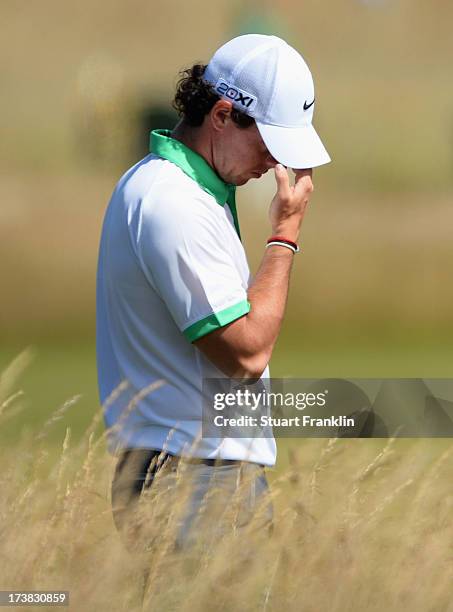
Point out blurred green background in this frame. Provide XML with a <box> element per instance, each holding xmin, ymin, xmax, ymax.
<box><xmin>1</xmin><ymin>0</ymin><xmax>452</xmax><ymax>442</ymax></box>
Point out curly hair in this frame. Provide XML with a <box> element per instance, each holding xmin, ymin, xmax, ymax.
<box><xmin>172</xmin><ymin>64</ymin><xmax>255</xmax><ymax>129</ymax></box>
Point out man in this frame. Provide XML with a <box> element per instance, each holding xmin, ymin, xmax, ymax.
<box><xmin>96</xmin><ymin>34</ymin><xmax>330</xmax><ymax>554</ymax></box>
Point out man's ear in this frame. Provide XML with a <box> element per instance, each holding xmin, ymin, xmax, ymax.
<box><xmin>210</xmin><ymin>99</ymin><xmax>233</xmax><ymax>132</ymax></box>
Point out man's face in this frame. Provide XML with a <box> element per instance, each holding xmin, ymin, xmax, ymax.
<box><xmin>211</xmin><ymin>108</ymin><xmax>278</xmax><ymax>186</ymax></box>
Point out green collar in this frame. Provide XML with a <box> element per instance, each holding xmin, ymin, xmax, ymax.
<box><xmin>150</xmin><ymin>129</ymin><xmax>241</xmax><ymax>239</ymax></box>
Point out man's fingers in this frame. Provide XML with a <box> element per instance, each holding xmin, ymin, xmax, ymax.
<box><xmin>293</xmin><ymin>168</ymin><xmax>314</xmax><ymax>198</ymax></box>
<box><xmin>273</xmin><ymin>164</ymin><xmax>291</xmax><ymax>199</ymax></box>
<box><xmin>293</xmin><ymin>168</ymin><xmax>313</xmax><ymax>179</ymax></box>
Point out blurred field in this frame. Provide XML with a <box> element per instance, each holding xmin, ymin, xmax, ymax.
<box><xmin>1</xmin><ymin>335</ymin><xmax>452</xmax><ymax>453</ymax></box>
<box><xmin>1</xmin><ymin>0</ymin><xmax>453</xmax><ymax>345</ymax></box>
<box><xmin>1</xmin><ymin>174</ymin><xmax>453</xmax><ymax>342</ymax></box>
<box><xmin>2</xmin><ymin>0</ymin><xmax>453</xmax><ymax>191</ymax></box>
<box><xmin>1</xmin><ymin>354</ymin><xmax>452</xmax><ymax>611</ymax></box>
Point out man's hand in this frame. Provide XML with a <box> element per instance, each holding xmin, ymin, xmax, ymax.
<box><xmin>269</xmin><ymin>165</ymin><xmax>314</xmax><ymax>244</ymax></box>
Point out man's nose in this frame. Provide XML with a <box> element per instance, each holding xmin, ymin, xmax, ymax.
<box><xmin>265</xmin><ymin>153</ymin><xmax>278</xmax><ymax>169</ymax></box>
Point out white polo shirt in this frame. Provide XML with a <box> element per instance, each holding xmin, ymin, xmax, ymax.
<box><xmin>96</xmin><ymin>129</ymin><xmax>276</xmax><ymax>466</ymax></box>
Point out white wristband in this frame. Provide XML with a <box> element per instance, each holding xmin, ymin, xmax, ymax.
<box><xmin>266</xmin><ymin>240</ymin><xmax>300</xmax><ymax>254</ymax></box>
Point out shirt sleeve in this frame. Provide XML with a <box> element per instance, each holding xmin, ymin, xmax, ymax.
<box><xmin>133</xmin><ymin>189</ymin><xmax>250</xmax><ymax>342</ymax></box>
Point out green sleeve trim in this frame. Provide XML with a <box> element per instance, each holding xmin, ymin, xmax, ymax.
<box><xmin>183</xmin><ymin>300</ymin><xmax>251</xmax><ymax>343</ymax></box>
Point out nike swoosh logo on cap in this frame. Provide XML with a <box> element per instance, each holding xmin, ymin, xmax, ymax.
<box><xmin>303</xmin><ymin>98</ymin><xmax>315</xmax><ymax>111</ymax></box>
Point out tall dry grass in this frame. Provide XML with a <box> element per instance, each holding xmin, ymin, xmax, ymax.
<box><xmin>1</xmin><ymin>350</ymin><xmax>452</xmax><ymax>611</ymax></box>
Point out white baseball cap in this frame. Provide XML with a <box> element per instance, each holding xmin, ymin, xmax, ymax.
<box><xmin>204</xmin><ymin>34</ymin><xmax>331</xmax><ymax>169</ymax></box>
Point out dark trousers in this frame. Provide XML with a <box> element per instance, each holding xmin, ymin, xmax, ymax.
<box><xmin>111</xmin><ymin>447</ymin><xmax>273</xmax><ymax>551</ymax></box>
<box><xmin>111</xmin><ymin>448</ymin><xmax>274</xmax><ymax>605</ymax></box>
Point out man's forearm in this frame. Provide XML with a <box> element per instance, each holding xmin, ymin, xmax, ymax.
<box><xmin>242</xmin><ymin>245</ymin><xmax>295</xmax><ymax>365</ymax></box>
<box><xmin>193</xmin><ymin>165</ymin><xmax>312</xmax><ymax>379</ymax></box>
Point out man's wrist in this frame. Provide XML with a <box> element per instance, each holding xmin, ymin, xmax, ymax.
<box><xmin>267</xmin><ymin>236</ymin><xmax>300</xmax><ymax>254</ymax></box>
<box><xmin>265</xmin><ymin>243</ymin><xmax>296</xmax><ymax>258</ymax></box>
<box><xmin>271</xmin><ymin>226</ymin><xmax>300</xmax><ymax>244</ymax></box>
